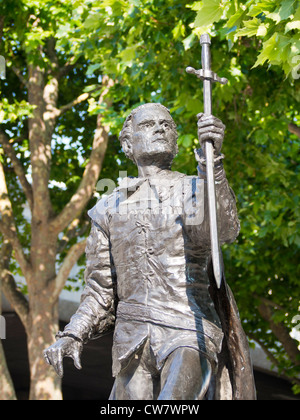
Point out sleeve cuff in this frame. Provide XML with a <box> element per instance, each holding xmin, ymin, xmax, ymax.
<box><xmin>194</xmin><ymin>148</ymin><xmax>225</xmax><ymax>167</ymax></box>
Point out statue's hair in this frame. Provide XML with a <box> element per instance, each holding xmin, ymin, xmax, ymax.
<box><xmin>119</xmin><ymin>103</ymin><xmax>178</xmax><ymax>162</ymax></box>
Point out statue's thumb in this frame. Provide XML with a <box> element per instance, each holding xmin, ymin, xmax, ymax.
<box><xmin>72</xmin><ymin>350</ymin><xmax>82</xmax><ymax>370</ymax></box>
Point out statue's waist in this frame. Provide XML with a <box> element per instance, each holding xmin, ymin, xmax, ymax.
<box><xmin>116</xmin><ymin>301</ymin><xmax>223</xmax><ymax>344</ymax></box>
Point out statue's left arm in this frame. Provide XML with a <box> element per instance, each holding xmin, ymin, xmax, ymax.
<box><xmin>195</xmin><ymin>114</ymin><xmax>240</xmax><ymax>245</ymax></box>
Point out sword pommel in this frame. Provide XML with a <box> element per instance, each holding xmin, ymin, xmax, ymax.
<box><xmin>200</xmin><ymin>34</ymin><xmax>211</xmax><ymax>45</ymax></box>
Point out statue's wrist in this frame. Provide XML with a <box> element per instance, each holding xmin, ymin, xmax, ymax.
<box><xmin>55</xmin><ymin>331</ymin><xmax>83</xmax><ymax>343</ymax></box>
<box><xmin>195</xmin><ymin>148</ymin><xmax>224</xmax><ymax>167</ymax></box>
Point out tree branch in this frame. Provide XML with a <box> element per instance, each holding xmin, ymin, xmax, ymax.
<box><xmin>11</xmin><ymin>66</ymin><xmax>28</xmax><ymax>88</ymax></box>
<box><xmin>28</xmin><ymin>64</ymin><xmax>53</xmax><ymax>223</ymax></box>
<box><xmin>51</xmin><ymin>76</ymin><xmax>114</xmax><ymax>234</ymax></box>
<box><xmin>57</xmin><ymin>62</ymin><xmax>76</xmax><ymax>79</ymax></box>
<box><xmin>0</xmin><ymin>161</ymin><xmax>32</xmax><ymax>278</ymax></box>
<box><xmin>288</xmin><ymin>123</ymin><xmax>300</xmax><ymax>138</ymax></box>
<box><xmin>53</xmin><ymin>238</ymin><xmax>87</xmax><ymax>302</ymax></box>
<box><xmin>57</xmin><ymin>218</ymin><xmax>89</xmax><ymax>254</ymax></box>
<box><xmin>0</xmin><ymin>130</ymin><xmax>33</xmax><ymax>211</ymax></box>
<box><xmin>249</xmin><ymin>333</ymin><xmax>300</xmax><ymax>387</ymax></box>
<box><xmin>0</xmin><ymin>240</ymin><xmax>30</xmax><ymax>332</ymax></box>
<box><xmin>57</xmin><ymin>86</ymin><xmax>101</xmax><ymax>116</ymax></box>
<box><xmin>258</xmin><ymin>299</ymin><xmax>300</xmax><ymax>367</ymax></box>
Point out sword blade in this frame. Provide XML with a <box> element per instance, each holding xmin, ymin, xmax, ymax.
<box><xmin>200</xmin><ymin>34</ymin><xmax>222</xmax><ymax>288</ymax></box>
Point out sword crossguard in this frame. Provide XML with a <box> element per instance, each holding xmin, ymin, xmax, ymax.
<box><xmin>186</xmin><ymin>66</ymin><xmax>228</xmax><ymax>85</ymax></box>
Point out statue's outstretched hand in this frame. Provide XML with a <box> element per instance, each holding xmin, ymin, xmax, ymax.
<box><xmin>197</xmin><ymin>113</ymin><xmax>225</xmax><ymax>156</ymax></box>
<box><xmin>43</xmin><ymin>337</ymin><xmax>83</xmax><ymax>378</ymax></box>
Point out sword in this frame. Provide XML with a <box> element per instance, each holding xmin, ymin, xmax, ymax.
<box><xmin>186</xmin><ymin>34</ymin><xmax>228</xmax><ymax>289</ymax></box>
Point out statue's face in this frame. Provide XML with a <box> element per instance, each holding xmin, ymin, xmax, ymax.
<box><xmin>130</xmin><ymin>105</ymin><xmax>178</xmax><ymax>165</ymax></box>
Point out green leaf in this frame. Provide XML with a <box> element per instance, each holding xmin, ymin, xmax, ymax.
<box><xmin>118</xmin><ymin>45</ymin><xmax>137</xmax><ymax>66</ymax></box>
<box><xmin>248</xmin><ymin>1</ymin><xmax>277</xmax><ymax>18</ymax></box>
<box><xmin>278</xmin><ymin>0</ymin><xmax>297</xmax><ymax>20</ymax></box>
<box><xmin>86</xmin><ymin>63</ymin><xmax>101</xmax><ymax>76</ymax></box>
<box><xmin>83</xmin><ymin>13</ymin><xmax>102</xmax><ymax>30</ymax></box>
<box><xmin>237</xmin><ymin>18</ymin><xmax>268</xmax><ymax>37</ymax></box>
<box><xmin>193</xmin><ymin>0</ymin><xmax>224</xmax><ymax>29</ymax></box>
<box><xmin>179</xmin><ymin>134</ymin><xmax>194</xmax><ymax>148</ymax></box>
<box><xmin>172</xmin><ymin>20</ymin><xmax>185</xmax><ymax>41</ymax></box>
<box><xmin>285</xmin><ymin>20</ymin><xmax>300</xmax><ymax>32</ymax></box>
<box><xmin>285</xmin><ymin>6</ymin><xmax>300</xmax><ymax>32</ymax></box>
<box><xmin>182</xmin><ymin>33</ymin><xmax>196</xmax><ymax>50</ymax></box>
<box><xmin>226</xmin><ymin>8</ymin><xmax>247</xmax><ymax>29</ymax></box>
<box><xmin>253</xmin><ymin>33</ymin><xmax>291</xmax><ymax>68</ymax></box>
<box><xmin>267</xmin><ymin>0</ymin><xmax>297</xmax><ymax>23</ymax></box>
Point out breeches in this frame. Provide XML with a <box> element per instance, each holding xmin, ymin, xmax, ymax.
<box><xmin>109</xmin><ymin>339</ymin><xmax>212</xmax><ymax>400</ymax></box>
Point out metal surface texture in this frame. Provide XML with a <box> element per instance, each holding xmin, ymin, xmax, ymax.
<box><xmin>44</xmin><ymin>100</ymin><xmax>256</xmax><ymax>399</ymax></box>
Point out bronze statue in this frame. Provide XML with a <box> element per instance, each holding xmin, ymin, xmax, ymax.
<box><xmin>44</xmin><ymin>102</ymin><xmax>256</xmax><ymax>400</ymax></box>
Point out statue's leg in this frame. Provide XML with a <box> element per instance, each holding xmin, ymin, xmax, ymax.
<box><xmin>158</xmin><ymin>347</ymin><xmax>212</xmax><ymax>400</ymax></box>
<box><xmin>110</xmin><ymin>341</ymin><xmax>159</xmax><ymax>400</ymax></box>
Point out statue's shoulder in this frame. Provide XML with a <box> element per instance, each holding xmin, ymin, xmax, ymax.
<box><xmin>87</xmin><ymin>188</ymin><xmax>119</xmax><ymax>227</ymax></box>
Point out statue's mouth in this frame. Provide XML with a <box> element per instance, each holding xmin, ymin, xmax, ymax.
<box><xmin>152</xmin><ymin>137</ymin><xmax>168</xmax><ymax>143</ymax></box>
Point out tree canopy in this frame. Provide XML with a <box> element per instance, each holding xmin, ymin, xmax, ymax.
<box><xmin>0</xmin><ymin>0</ymin><xmax>299</xmax><ymax>398</ymax></box>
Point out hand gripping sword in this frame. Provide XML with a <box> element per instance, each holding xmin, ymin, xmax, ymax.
<box><xmin>186</xmin><ymin>34</ymin><xmax>228</xmax><ymax>289</ymax></box>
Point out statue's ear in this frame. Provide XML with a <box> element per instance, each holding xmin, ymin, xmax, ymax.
<box><xmin>122</xmin><ymin>137</ymin><xmax>133</xmax><ymax>161</ymax></box>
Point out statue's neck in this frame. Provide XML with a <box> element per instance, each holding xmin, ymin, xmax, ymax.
<box><xmin>137</xmin><ymin>163</ymin><xmax>172</xmax><ymax>179</ymax></box>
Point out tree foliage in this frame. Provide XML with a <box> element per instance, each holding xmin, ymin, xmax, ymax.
<box><xmin>0</xmin><ymin>0</ymin><xmax>299</xmax><ymax>398</ymax></box>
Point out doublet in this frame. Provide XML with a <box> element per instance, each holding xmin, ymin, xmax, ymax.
<box><xmin>62</xmin><ymin>159</ymin><xmax>240</xmax><ymax>377</ymax></box>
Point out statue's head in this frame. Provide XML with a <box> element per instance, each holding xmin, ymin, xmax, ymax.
<box><xmin>119</xmin><ymin>103</ymin><xmax>179</xmax><ymax>168</ymax></box>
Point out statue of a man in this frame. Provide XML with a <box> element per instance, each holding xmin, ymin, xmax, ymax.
<box><xmin>44</xmin><ymin>103</ymin><xmax>256</xmax><ymax>400</ymax></box>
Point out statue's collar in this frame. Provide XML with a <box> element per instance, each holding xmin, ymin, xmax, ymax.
<box><xmin>116</xmin><ymin>171</ymin><xmax>185</xmax><ymax>191</ymax></box>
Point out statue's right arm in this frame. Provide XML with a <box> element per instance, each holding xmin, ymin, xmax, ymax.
<box><xmin>44</xmin><ymin>337</ymin><xmax>82</xmax><ymax>378</ymax></box>
<box><xmin>44</xmin><ymin>221</ymin><xmax>116</xmax><ymax>376</ymax></box>
<box><xmin>60</xmin><ymin>221</ymin><xmax>116</xmax><ymax>343</ymax></box>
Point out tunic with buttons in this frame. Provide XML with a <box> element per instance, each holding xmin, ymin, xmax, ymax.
<box><xmin>62</xmin><ymin>160</ymin><xmax>240</xmax><ymax>377</ymax></box>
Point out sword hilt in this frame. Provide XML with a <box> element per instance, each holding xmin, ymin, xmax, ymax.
<box><xmin>186</xmin><ymin>67</ymin><xmax>228</xmax><ymax>85</ymax></box>
<box><xmin>186</xmin><ymin>34</ymin><xmax>228</xmax><ymax>88</ymax></box>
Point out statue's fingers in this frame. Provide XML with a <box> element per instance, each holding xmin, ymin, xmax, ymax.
<box><xmin>198</xmin><ymin>118</ymin><xmax>225</xmax><ymax>130</ymax></box>
<box><xmin>199</xmin><ymin>133</ymin><xmax>223</xmax><ymax>152</ymax></box>
<box><xmin>52</xmin><ymin>349</ymin><xmax>64</xmax><ymax>378</ymax></box>
<box><xmin>71</xmin><ymin>349</ymin><xmax>82</xmax><ymax>371</ymax></box>
<box><xmin>198</xmin><ymin>126</ymin><xmax>224</xmax><ymax>136</ymax></box>
<box><xmin>43</xmin><ymin>350</ymin><xmax>51</xmax><ymax>365</ymax></box>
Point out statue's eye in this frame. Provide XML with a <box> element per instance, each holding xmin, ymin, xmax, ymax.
<box><xmin>140</xmin><ymin>122</ymin><xmax>152</xmax><ymax>129</ymax></box>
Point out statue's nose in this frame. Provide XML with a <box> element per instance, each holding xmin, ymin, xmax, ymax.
<box><xmin>154</xmin><ymin>123</ymin><xmax>164</xmax><ymax>134</ymax></box>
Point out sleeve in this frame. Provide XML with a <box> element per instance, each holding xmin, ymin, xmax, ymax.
<box><xmin>191</xmin><ymin>148</ymin><xmax>240</xmax><ymax>246</ymax></box>
<box><xmin>60</xmin><ymin>221</ymin><xmax>117</xmax><ymax>343</ymax></box>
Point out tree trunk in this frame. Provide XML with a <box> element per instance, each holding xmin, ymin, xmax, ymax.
<box><xmin>0</xmin><ymin>57</ymin><xmax>113</xmax><ymax>399</ymax></box>
<box><xmin>27</xmin><ymin>295</ymin><xmax>62</xmax><ymax>400</ymax></box>
<box><xmin>0</xmin><ymin>295</ymin><xmax>17</xmax><ymax>400</ymax></box>
<box><xmin>0</xmin><ymin>341</ymin><xmax>17</xmax><ymax>400</ymax></box>
<box><xmin>0</xmin><ymin>240</ymin><xmax>17</xmax><ymax>400</ymax></box>
<box><xmin>27</xmin><ymin>225</ymin><xmax>63</xmax><ymax>400</ymax></box>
